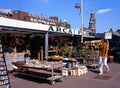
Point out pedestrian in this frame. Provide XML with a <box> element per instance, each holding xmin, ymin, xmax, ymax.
<box><xmin>98</xmin><ymin>38</ymin><xmax>110</xmax><ymax>75</ymax></box>
<box><xmin>24</xmin><ymin>49</ymin><xmax>31</xmax><ymax>61</ymax></box>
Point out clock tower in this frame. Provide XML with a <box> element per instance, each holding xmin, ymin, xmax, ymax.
<box><xmin>89</xmin><ymin>10</ymin><xmax>96</xmax><ymax>33</ymax></box>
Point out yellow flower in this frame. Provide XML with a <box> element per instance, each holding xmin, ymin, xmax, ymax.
<box><xmin>44</xmin><ymin>56</ymin><xmax>51</xmax><ymax>59</ymax></box>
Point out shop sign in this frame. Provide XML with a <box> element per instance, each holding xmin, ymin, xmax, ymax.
<box><xmin>48</xmin><ymin>25</ymin><xmax>84</xmax><ymax>35</ymax></box>
<box><xmin>0</xmin><ymin>17</ymin><xmax>92</xmax><ymax>36</ymax></box>
<box><xmin>48</xmin><ymin>25</ymin><xmax>73</xmax><ymax>34</ymax></box>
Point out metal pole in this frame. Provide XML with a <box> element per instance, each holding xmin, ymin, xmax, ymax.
<box><xmin>81</xmin><ymin>0</ymin><xmax>84</xmax><ymax>43</ymax></box>
<box><xmin>45</xmin><ymin>32</ymin><xmax>48</xmax><ymax>56</ymax></box>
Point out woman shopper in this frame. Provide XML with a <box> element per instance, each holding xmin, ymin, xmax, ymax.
<box><xmin>99</xmin><ymin>38</ymin><xmax>110</xmax><ymax>75</ymax></box>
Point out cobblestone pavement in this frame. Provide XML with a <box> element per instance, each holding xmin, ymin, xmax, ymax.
<box><xmin>9</xmin><ymin>62</ymin><xmax>120</xmax><ymax>88</ymax></box>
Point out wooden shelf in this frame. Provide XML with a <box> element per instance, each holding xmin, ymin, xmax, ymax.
<box><xmin>38</xmin><ymin>50</ymin><xmax>57</xmax><ymax>61</ymax></box>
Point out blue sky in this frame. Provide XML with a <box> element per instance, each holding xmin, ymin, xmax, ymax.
<box><xmin>0</xmin><ymin>0</ymin><xmax>120</xmax><ymax>33</ymax></box>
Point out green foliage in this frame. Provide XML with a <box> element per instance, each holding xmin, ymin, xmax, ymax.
<box><xmin>72</xmin><ymin>42</ymin><xmax>95</xmax><ymax>59</ymax></box>
<box><xmin>62</xmin><ymin>45</ymin><xmax>72</xmax><ymax>57</ymax></box>
<box><xmin>61</xmin><ymin>42</ymin><xmax>95</xmax><ymax>59</ymax></box>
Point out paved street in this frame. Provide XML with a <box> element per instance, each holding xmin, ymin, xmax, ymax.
<box><xmin>9</xmin><ymin>62</ymin><xmax>120</xmax><ymax>88</ymax></box>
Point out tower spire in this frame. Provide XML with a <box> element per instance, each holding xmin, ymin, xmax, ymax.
<box><xmin>89</xmin><ymin>10</ymin><xmax>96</xmax><ymax>33</ymax></box>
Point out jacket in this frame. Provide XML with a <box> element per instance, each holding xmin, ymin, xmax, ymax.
<box><xmin>99</xmin><ymin>43</ymin><xmax>109</xmax><ymax>58</ymax></box>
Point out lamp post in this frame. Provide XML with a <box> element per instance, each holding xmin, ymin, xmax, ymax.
<box><xmin>75</xmin><ymin>0</ymin><xmax>84</xmax><ymax>43</ymax></box>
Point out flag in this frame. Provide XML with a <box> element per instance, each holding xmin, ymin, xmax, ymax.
<box><xmin>75</xmin><ymin>3</ymin><xmax>81</xmax><ymax>9</ymax></box>
<box><xmin>75</xmin><ymin>3</ymin><xmax>81</xmax><ymax>14</ymax></box>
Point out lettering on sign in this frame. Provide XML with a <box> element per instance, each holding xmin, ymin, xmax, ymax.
<box><xmin>48</xmin><ymin>26</ymin><xmax>73</xmax><ymax>34</ymax></box>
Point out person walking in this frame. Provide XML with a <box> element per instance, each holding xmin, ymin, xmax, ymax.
<box><xmin>99</xmin><ymin>38</ymin><xmax>110</xmax><ymax>75</ymax></box>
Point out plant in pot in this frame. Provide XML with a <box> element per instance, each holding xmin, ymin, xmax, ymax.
<box><xmin>61</xmin><ymin>44</ymin><xmax>73</xmax><ymax>57</ymax></box>
<box><xmin>71</xmin><ymin>42</ymin><xmax>95</xmax><ymax>64</ymax></box>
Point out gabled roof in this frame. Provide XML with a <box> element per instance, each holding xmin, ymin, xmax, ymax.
<box><xmin>109</xmin><ymin>29</ymin><xmax>120</xmax><ymax>36</ymax></box>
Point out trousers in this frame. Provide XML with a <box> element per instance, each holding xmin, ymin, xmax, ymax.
<box><xmin>98</xmin><ymin>56</ymin><xmax>109</xmax><ymax>73</ymax></box>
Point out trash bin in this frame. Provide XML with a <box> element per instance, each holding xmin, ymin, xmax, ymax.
<box><xmin>108</xmin><ymin>55</ymin><xmax>114</xmax><ymax>63</ymax></box>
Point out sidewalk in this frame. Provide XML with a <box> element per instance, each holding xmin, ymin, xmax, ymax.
<box><xmin>9</xmin><ymin>62</ymin><xmax>120</xmax><ymax>88</ymax></box>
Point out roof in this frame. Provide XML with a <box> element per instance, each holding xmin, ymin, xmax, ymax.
<box><xmin>113</xmin><ymin>30</ymin><xmax>120</xmax><ymax>36</ymax></box>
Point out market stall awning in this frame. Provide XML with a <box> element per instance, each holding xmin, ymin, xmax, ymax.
<box><xmin>0</xmin><ymin>17</ymin><xmax>76</xmax><ymax>36</ymax></box>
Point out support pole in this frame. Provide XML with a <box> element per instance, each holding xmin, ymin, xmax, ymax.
<box><xmin>45</xmin><ymin>32</ymin><xmax>49</xmax><ymax>57</ymax></box>
<box><xmin>81</xmin><ymin>0</ymin><xmax>84</xmax><ymax>43</ymax></box>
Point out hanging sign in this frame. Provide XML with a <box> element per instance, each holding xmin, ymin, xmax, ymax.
<box><xmin>105</xmin><ymin>32</ymin><xmax>112</xmax><ymax>39</ymax></box>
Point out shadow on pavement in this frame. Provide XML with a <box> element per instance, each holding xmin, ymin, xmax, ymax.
<box><xmin>88</xmin><ymin>69</ymin><xmax>99</xmax><ymax>74</ymax></box>
<box><xmin>93</xmin><ymin>75</ymin><xmax>112</xmax><ymax>80</ymax></box>
<box><xmin>13</xmin><ymin>71</ymin><xmax>52</xmax><ymax>85</ymax></box>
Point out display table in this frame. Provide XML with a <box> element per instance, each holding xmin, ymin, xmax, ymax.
<box><xmin>13</xmin><ymin>61</ymin><xmax>64</xmax><ymax>85</ymax></box>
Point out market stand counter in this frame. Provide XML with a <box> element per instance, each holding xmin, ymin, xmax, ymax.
<box><xmin>12</xmin><ymin>61</ymin><xmax>65</xmax><ymax>85</ymax></box>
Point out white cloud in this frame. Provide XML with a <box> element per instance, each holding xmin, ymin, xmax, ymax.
<box><xmin>97</xmin><ymin>8</ymin><xmax>112</xmax><ymax>14</ymax></box>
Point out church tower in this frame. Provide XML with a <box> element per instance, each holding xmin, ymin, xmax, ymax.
<box><xmin>89</xmin><ymin>10</ymin><xmax>96</xmax><ymax>33</ymax></box>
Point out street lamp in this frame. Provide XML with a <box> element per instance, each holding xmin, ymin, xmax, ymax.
<box><xmin>75</xmin><ymin>0</ymin><xmax>84</xmax><ymax>43</ymax></box>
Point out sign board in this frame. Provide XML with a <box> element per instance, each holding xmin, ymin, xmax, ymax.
<box><xmin>105</xmin><ymin>32</ymin><xmax>112</xmax><ymax>39</ymax></box>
